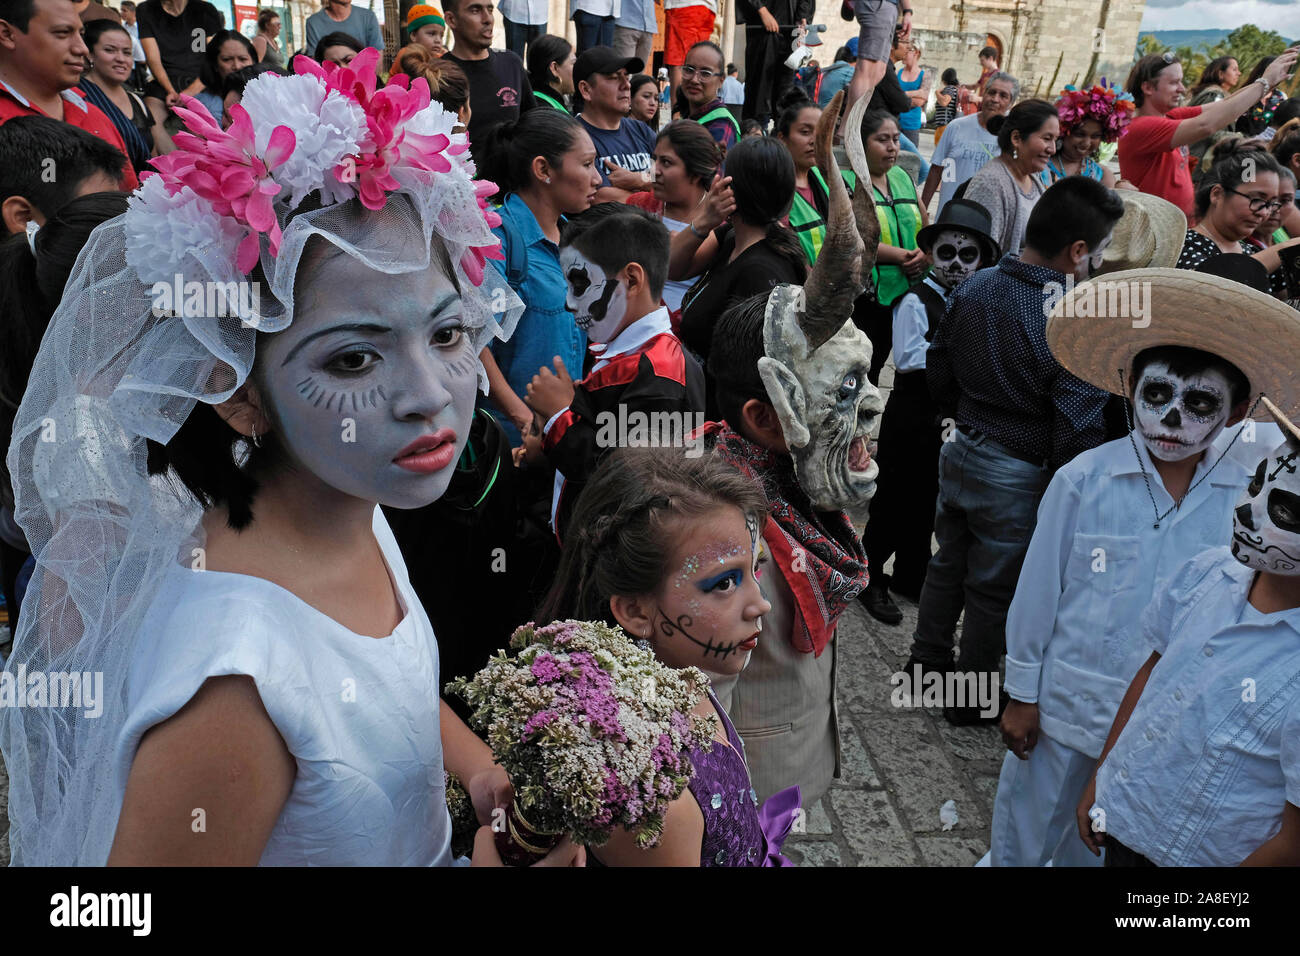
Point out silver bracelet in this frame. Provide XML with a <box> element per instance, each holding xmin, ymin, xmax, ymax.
<box><xmin>689</xmin><ymin>222</ymin><xmax>708</xmax><ymax>240</ymax></box>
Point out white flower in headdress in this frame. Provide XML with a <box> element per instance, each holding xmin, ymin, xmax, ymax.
<box><xmin>238</xmin><ymin>73</ymin><xmax>367</xmax><ymax>209</ymax></box>
<box><xmin>124</xmin><ymin>175</ymin><xmax>245</xmax><ymax>286</ymax></box>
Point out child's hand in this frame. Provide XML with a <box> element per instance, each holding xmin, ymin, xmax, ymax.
<box><xmin>1075</xmin><ymin>774</ymin><xmax>1104</xmax><ymax>857</ymax></box>
<box><xmin>999</xmin><ymin>700</ymin><xmax>1039</xmax><ymax>759</ymax></box>
<box><xmin>524</xmin><ymin>357</ymin><xmax>576</xmax><ymax>420</ymax></box>
<box><xmin>514</xmin><ymin>414</ymin><xmax>545</xmax><ymax>467</ymax></box>
<box><xmin>465</xmin><ymin>763</ymin><xmax>513</xmax><ymax>826</ymax></box>
<box><xmin>470</xmin><ymin>828</ymin><xmax>587</xmax><ymax>866</ymax></box>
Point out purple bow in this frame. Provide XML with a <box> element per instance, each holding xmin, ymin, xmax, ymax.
<box><xmin>757</xmin><ymin>786</ymin><xmax>802</xmax><ymax>867</ymax></box>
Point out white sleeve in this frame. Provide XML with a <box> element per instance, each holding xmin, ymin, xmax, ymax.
<box><xmin>1282</xmin><ymin>696</ymin><xmax>1300</xmax><ymax>809</ymax></box>
<box><xmin>1003</xmin><ymin>470</ymin><xmax>1080</xmax><ymax>703</ymax></box>
<box><xmin>891</xmin><ymin>293</ymin><xmax>931</xmax><ymax>373</ymax></box>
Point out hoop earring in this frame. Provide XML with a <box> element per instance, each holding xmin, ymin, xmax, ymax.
<box><xmin>250</xmin><ymin>423</ymin><xmax>263</xmax><ymax>449</ymax></box>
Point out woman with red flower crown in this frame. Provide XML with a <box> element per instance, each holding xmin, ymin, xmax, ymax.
<box><xmin>1040</xmin><ymin>81</ymin><xmax>1136</xmax><ymax>190</ymax></box>
<box><xmin>0</xmin><ymin>48</ymin><xmax>582</xmax><ymax>867</ymax></box>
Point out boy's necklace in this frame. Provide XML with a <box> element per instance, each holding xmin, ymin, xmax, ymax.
<box><xmin>1119</xmin><ymin>369</ymin><xmax>1260</xmax><ymax>529</ymax></box>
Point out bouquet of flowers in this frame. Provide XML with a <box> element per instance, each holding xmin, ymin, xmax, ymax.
<box><xmin>446</xmin><ymin>620</ymin><xmax>714</xmax><ymax>864</ymax></box>
<box><xmin>1055</xmin><ymin>79</ymin><xmax>1136</xmax><ymax>143</ymax></box>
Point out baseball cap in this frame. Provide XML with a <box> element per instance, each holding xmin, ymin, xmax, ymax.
<box><xmin>846</xmin><ymin>37</ymin><xmax>859</xmax><ymax>57</ymax></box>
<box><xmin>574</xmin><ymin>46</ymin><xmax>644</xmax><ymax>86</ymax></box>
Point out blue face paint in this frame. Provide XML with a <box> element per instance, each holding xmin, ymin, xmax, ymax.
<box><xmin>699</xmin><ymin>568</ymin><xmax>744</xmax><ymax>593</ymax></box>
<box><xmin>256</xmin><ymin>256</ymin><xmax>478</xmax><ymax>509</ymax></box>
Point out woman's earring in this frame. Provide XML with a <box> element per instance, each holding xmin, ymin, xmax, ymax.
<box><xmin>635</xmin><ymin>628</ymin><xmax>652</xmax><ymax>651</ymax></box>
<box><xmin>250</xmin><ymin>423</ymin><xmax>263</xmax><ymax>449</ymax></box>
<box><xmin>1012</xmin><ymin>147</ymin><xmax>1019</xmax><ymax>160</ymax></box>
<box><xmin>544</xmin><ymin>176</ymin><xmax>552</xmax><ymax>184</ymax></box>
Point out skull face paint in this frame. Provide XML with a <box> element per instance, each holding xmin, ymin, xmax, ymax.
<box><xmin>254</xmin><ymin>246</ymin><xmax>479</xmax><ymax>509</ymax></box>
<box><xmin>649</xmin><ymin>508</ymin><xmax>770</xmax><ymax>678</ymax></box>
<box><xmin>760</xmin><ymin>285</ymin><xmax>885</xmax><ymax>517</ymax></box>
<box><xmin>560</xmin><ymin>246</ymin><xmax>627</xmax><ymax>344</ymax></box>
<box><xmin>1232</xmin><ymin>439</ymin><xmax>1300</xmax><ymax>575</ymax></box>
<box><xmin>1132</xmin><ymin>361</ymin><xmax>1232</xmax><ymax>462</ymax></box>
<box><xmin>930</xmin><ymin>228</ymin><xmax>982</xmax><ymax>290</ymax></box>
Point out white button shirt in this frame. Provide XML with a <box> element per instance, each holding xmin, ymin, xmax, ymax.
<box><xmin>1004</xmin><ymin>426</ymin><xmax>1258</xmax><ymax>758</ymax></box>
<box><xmin>1093</xmin><ymin>546</ymin><xmax>1300</xmax><ymax>866</ymax></box>
<box><xmin>890</xmin><ymin>276</ymin><xmax>947</xmax><ymax>373</ymax></box>
<box><xmin>500</xmin><ymin>0</ymin><xmax>550</xmax><ymax>24</ymax></box>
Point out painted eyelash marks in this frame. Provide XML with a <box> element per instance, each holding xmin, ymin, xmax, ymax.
<box><xmin>441</xmin><ymin>356</ymin><xmax>476</xmax><ymax>378</ymax></box>
<box><xmin>296</xmin><ymin>375</ymin><xmax>387</xmax><ymax>412</ymax></box>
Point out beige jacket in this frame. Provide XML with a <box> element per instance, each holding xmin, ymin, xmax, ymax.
<box><xmin>712</xmin><ymin>534</ymin><xmax>840</xmax><ymax>806</ymax></box>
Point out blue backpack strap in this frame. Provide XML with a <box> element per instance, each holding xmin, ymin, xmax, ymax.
<box><xmin>495</xmin><ymin>199</ymin><xmax>529</xmax><ymax>289</ymax></box>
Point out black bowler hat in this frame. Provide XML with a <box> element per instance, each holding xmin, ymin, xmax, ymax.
<box><xmin>574</xmin><ymin>46</ymin><xmax>644</xmax><ymax>87</ymax></box>
<box><xmin>915</xmin><ymin>198</ymin><xmax>1001</xmax><ymax>265</ymax></box>
<box><xmin>1194</xmin><ymin>252</ymin><xmax>1272</xmax><ymax>295</ymax></box>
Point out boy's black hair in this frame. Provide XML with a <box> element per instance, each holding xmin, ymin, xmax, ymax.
<box><xmin>0</xmin><ymin>116</ymin><xmax>126</xmax><ymax>227</ymax></box>
<box><xmin>1131</xmin><ymin>345</ymin><xmax>1251</xmax><ymax>408</ymax></box>
<box><xmin>1024</xmin><ymin>176</ymin><xmax>1125</xmax><ymax>258</ymax></box>
<box><xmin>707</xmin><ymin>292</ymin><xmax>769</xmax><ymax>433</ymax></box>
<box><xmin>558</xmin><ymin>204</ymin><xmax>670</xmax><ymax>301</ymax></box>
<box><xmin>313</xmin><ymin>31</ymin><xmax>363</xmax><ymax>62</ymax></box>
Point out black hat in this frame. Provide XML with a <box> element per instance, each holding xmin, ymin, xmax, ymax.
<box><xmin>915</xmin><ymin>198</ymin><xmax>1000</xmax><ymax>265</ymax></box>
<box><xmin>574</xmin><ymin>46</ymin><xmax>644</xmax><ymax>87</ymax></box>
<box><xmin>1194</xmin><ymin>252</ymin><xmax>1272</xmax><ymax>295</ymax></box>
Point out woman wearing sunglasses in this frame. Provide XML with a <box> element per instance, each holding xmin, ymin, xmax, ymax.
<box><xmin>678</xmin><ymin>40</ymin><xmax>740</xmax><ymax>151</ymax></box>
<box><xmin>1119</xmin><ymin>48</ymin><xmax>1298</xmax><ymax>223</ymax></box>
<box><xmin>1176</xmin><ymin>140</ymin><xmax>1300</xmax><ymax>296</ymax></box>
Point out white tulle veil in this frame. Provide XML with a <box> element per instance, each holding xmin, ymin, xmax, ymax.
<box><xmin>0</xmin><ymin>50</ymin><xmax>522</xmax><ymax>865</ymax></box>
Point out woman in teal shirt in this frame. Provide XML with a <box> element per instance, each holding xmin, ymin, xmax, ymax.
<box><xmin>477</xmin><ymin>110</ymin><xmax>602</xmax><ymax>446</ymax></box>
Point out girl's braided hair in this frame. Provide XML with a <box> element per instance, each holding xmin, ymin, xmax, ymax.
<box><xmin>536</xmin><ymin>446</ymin><xmax>769</xmax><ymax>626</ymax></box>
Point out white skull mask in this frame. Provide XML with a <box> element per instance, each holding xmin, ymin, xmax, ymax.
<box><xmin>1232</xmin><ymin>438</ymin><xmax>1300</xmax><ymax>575</ymax></box>
<box><xmin>1132</xmin><ymin>360</ymin><xmax>1233</xmax><ymax>462</ymax></box>
<box><xmin>560</xmin><ymin>246</ymin><xmax>628</xmax><ymax>344</ymax></box>
<box><xmin>929</xmin><ymin>228</ymin><xmax>982</xmax><ymax>289</ymax></box>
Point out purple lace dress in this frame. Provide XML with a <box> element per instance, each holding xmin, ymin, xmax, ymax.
<box><xmin>690</xmin><ymin>694</ymin><xmax>799</xmax><ymax>867</ymax></box>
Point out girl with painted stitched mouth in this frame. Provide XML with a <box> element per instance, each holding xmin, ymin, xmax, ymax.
<box><xmin>539</xmin><ymin>446</ymin><xmax>800</xmax><ymax>866</ymax></box>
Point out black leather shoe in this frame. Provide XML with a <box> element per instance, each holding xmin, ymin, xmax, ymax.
<box><xmin>944</xmin><ymin>689</ymin><xmax>1008</xmax><ymax>727</ymax></box>
<box><xmin>860</xmin><ymin>585</ymin><xmax>903</xmax><ymax>625</ymax></box>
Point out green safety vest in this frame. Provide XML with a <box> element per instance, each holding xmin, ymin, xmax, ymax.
<box><xmin>696</xmin><ymin>105</ymin><xmax>741</xmax><ymax>141</ymax></box>
<box><xmin>870</xmin><ymin>164</ymin><xmax>922</xmax><ymax>306</ymax></box>
<box><xmin>788</xmin><ymin>167</ymin><xmax>856</xmax><ymax>266</ymax></box>
<box><xmin>534</xmin><ymin>91</ymin><xmax>569</xmax><ymax>114</ymax></box>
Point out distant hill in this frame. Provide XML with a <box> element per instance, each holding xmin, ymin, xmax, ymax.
<box><xmin>1139</xmin><ymin>29</ymin><xmax>1294</xmax><ymax>51</ymax></box>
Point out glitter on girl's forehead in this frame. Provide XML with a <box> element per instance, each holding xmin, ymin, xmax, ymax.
<box><xmin>674</xmin><ymin>541</ymin><xmax>749</xmax><ymax>587</ymax></box>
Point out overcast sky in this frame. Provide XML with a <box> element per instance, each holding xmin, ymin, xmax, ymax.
<box><xmin>1140</xmin><ymin>0</ymin><xmax>1294</xmax><ymax>33</ymax></box>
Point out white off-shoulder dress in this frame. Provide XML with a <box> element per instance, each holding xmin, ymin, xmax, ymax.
<box><xmin>114</xmin><ymin>507</ymin><xmax>455</xmax><ymax>865</ymax></box>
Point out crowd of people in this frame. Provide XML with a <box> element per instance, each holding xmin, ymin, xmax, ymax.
<box><xmin>2</xmin><ymin>0</ymin><xmax>1300</xmax><ymax>870</ymax></box>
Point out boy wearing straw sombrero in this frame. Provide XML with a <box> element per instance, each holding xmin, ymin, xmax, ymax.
<box><xmin>1079</xmin><ymin>394</ymin><xmax>1300</xmax><ymax>867</ymax></box>
<box><xmin>991</xmin><ymin>267</ymin><xmax>1300</xmax><ymax>867</ymax></box>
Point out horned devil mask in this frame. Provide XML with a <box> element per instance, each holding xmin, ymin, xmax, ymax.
<box><xmin>757</xmin><ymin>91</ymin><xmax>885</xmax><ymax>517</ymax></box>
<box><xmin>1232</xmin><ymin>401</ymin><xmax>1300</xmax><ymax>575</ymax></box>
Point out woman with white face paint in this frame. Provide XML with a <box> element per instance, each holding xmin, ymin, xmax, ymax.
<box><xmin>983</xmin><ymin>267</ymin><xmax>1300</xmax><ymax>869</ymax></box>
<box><xmin>0</xmin><ymin>53</ymin><xmax>584</xmax><ymax>867</ymax></box>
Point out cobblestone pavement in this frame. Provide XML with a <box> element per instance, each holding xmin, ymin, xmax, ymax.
<box><xmin>782</xmin><ymin>598</ymin><xmax>1004</xmax><ymax>867</ymax></box>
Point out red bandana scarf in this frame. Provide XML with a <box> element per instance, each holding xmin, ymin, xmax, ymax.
<box><xmin>705</xmin><ymin>422</ymin><xmax>869</xmax><ymax>656</ymax></box>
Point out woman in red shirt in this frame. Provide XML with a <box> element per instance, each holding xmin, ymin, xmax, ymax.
<box><xmin>1118</xmin><ymin>49</ymin><xmax>1297</xmax><ymax>222</ymax></box>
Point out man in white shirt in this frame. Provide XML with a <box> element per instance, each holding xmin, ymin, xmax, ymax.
<box><xmin>499</xmin><ymin>0</ymin><xmax>547</xmax><ymax>59</ymax></box>
<box><xmin>119</xmin><ymin>1</ymin><xmax>149</xmax><ymax>89</ymax></box>
<box><xmin>721</xmin><ymin>62</ymin><xmax>744</xmax><ymax>106</ymax></box>
<box><xmin>921</xmin><ymin>72</ymin><xmax>1015</xmax><ymax>215</ymax></box>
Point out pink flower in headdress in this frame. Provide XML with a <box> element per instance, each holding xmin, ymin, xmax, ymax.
<box><xmin>150</xmin><ymin>96</ymin><xmax>294</xmax><ymax>272</ymax></box>
<box><xmin>474</xmin><ymin>179</ymin><xmax>503</xmax><ymax>230</ymax></box>
<box><xmin>460</xmin><ymin>240</ymin><xmax>505</xmax><ymax>287</ymax></box>
<box><xmin>296</xmin><ymin>49</ymin><xmax>462</xmax><ymax>209</ymax></box>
